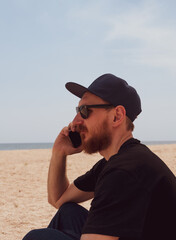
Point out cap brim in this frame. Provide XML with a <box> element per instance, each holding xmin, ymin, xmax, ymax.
<box><xmin>65</xmin><ymin>82</ymin><xmax>89</xmax><ymax>98</ymax></box>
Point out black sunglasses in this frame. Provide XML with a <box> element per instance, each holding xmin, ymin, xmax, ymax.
<box><xmin>76</xmin><ymin>104</ymin><xmax>113</xmax><ymax>119</ymax></box>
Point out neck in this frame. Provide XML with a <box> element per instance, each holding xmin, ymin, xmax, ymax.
<box><xmin>100</xmin><ymin>131</ymin><xmax>133</xmax><ymax>161</ymax></box>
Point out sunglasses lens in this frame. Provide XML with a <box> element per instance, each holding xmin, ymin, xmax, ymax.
<box><xmin>81</xmin><ymin>106</ymin><xmax>88</xmax><ymax>119</ymax></box>
<box><xmin>76</xmin><ymin>106</ymin><xmax>88</xmax><ymax>119</ymax></box>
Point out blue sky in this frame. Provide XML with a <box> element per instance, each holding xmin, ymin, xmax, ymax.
<box><xmin>0</xmin><ymin>0</ymin><xmax>176</xmax><ymax>143</ymax></box>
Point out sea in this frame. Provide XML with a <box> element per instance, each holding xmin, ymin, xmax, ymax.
<box><xmin>0</xmin><ymin>142</ymin><xmax>53</xmax><ymax>151</ymax></box>
<box><xmin>0</xmin><ymin>141</ymin><xmax>176</xmax><ymax>151</ymax></box>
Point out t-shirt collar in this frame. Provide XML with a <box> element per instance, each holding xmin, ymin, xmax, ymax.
<box><xmin>118</xmin><ymin>138</ymin><xmax>140</xmax><ymax>154</ymax></box>
<box><xmin>107</xmin><ymin>138</ymin><xmax>140</xmax><ymax>162</ymax></box>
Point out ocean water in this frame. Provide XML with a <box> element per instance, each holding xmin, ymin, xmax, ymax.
<box><xmin>0</xmin><ymin>141</ymin><xmax>176</xmax><ymax>151</ymax></box>
<box><xmin>0</xmin><ymin>142</ymin><xmax>53</xmax><ymax>151</ymax></box>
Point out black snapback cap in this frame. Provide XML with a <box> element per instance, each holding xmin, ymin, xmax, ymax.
<box><xmin>65</xmin><ymin>73</ymin><xmax>142</xmax><ymax>122</ymax></box>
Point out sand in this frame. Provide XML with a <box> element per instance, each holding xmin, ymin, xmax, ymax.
<box><xmin>0</xmin><ymin>144</ymin><xmax>176</xmax><ymax>240</ymax></box>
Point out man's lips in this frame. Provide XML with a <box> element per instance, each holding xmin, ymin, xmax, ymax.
<box><xmin>76</xmin><ymin>126</ymin><xmax>88</xmax><ymax>140</ymax></box>
<box><xmin>80</xmin><ymin>130</ymin><xmax>87</xmax><ymax>134</ymax></box>
<box><xmin>77</xmin><ymin>125</ymin><xmax>88</xmax><ymax>133</ymax></box>
<box><xmin>79</xmin><ymin>131</ymin><xmax>87</xmax><ymax>140</ymax></box>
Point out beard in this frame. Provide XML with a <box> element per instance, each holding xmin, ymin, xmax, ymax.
<box><xmin>80</xmin><ymin>120</ymin><xmax>112</xmax><ymax>154</ymax></box>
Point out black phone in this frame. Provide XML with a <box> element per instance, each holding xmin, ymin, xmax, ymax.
<box><xmin>69</xmin><ymin>131</ymin><xmax>82</xmax><ymax>148</ymax></box>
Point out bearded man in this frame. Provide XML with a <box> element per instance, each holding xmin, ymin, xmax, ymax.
<box><xmin>23</xmin><ymin>74</ymin><xmax>176</xmax><ymax>240</ymax></box>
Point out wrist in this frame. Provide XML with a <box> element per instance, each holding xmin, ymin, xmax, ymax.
<box><xmin>51</xmin><ymin>150</ymin><xmax>67</xmax><ymax>162</ymax></box>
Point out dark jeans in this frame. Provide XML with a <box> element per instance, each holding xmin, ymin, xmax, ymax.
<box><xmin>22</xmin><ymin>202</ymin><xmax>89</xmax><ymax>240</ymax></box>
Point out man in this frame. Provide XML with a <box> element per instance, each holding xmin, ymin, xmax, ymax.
<box><xmin>23</xmin><ymin>74</ymin><xmax>176</xmax><ymax>240</ymax></box>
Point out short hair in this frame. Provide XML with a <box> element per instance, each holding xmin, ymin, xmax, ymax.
<box><xmin>126</xmin><ymin>116</ymin><xmax>134</xmax><ymax>132</ymax></box>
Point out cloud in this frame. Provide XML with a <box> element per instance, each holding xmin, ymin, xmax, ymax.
<box><xmin>103</xmin><ymin>1</ymin><xmax>176</xmax><ymax>72</ymax></box>
<box><xmin>69</xmin><ymin>0</ymin><xmax>176</xmax><ymax>73</ymax></box>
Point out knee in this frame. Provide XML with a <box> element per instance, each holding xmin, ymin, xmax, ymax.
<box><xmin>59</xmin><ymin>202</ymin><xmax>78</xmax><ymax>216</ymax></box>
<box><xmin>22</xmin><ymin>229</ymin><xmax>47</xmax><ymax>240</ymax></box>
<box><xmin>59</xmin><ymin>202</ymin><xmax>77</xmax><ymax>211</ymax></box>
<box><xmin>59</xmin><ymin>202</ymin><xmax>88</xmax><ymax>218</ymax></box>
<box><xmin>22</xmin><ymin>228</ymin><xmax>65</xmax><ymax>240</ymax></box>
<box><xmin>22</xmin><ymin>229</ymin><xmax>39</xmax><ymax>240</ymax></box>
<box><xmin>49</xmin><ymin>202</ymin><xmax>78</xmax><ymax>222</ymax></box>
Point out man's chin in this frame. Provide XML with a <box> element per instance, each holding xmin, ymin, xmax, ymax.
<box><xmin>82</xmin><ymin>138</ymin><xmax>100</xmax><ymax>154</ymax></box>
<box><xmin>80</xmin><ymin>120</ymin><xmax>112</xmax><ymax>154</ymax></box>
<box><xmin>81</xmin><ymin>133</ymin><xmax>112</xmax><ymax>154</ymax></box>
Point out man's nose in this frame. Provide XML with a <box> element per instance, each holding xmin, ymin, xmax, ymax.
<box><xmin>72</xmin><ymin>113</ymin><xmax>84</xmax><ymax>129</ymax></box>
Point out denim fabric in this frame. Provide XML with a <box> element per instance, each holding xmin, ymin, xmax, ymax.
<box><xmin>22</xmin><ymin>202</ymin><xmax>89</xmax><ymax>240</ymax></box>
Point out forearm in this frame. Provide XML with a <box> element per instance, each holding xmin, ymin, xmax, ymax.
<box><xmin>47</xmin><ymin>125</ymin><xmax>83</xmax><ymax>208</ymax></box>
<box><xmin>47</xmin><ymin>152</ymin><xmax>69</xmax><ymax>207</ymax></box>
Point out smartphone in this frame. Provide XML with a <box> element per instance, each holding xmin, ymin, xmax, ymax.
<box><xmin>69</xmin><ymin>131</ymin><xmax>82</xmax><ymax>148</ymax></box>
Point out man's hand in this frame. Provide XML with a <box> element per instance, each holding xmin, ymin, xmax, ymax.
<box><xmin>52</xmin><ymin>126</ymin><xmax>83</xmax><ymax>158</ymax></box>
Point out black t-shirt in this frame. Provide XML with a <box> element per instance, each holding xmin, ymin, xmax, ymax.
<box><xmin>74</xmin><ymin>138</ymin><xmax>176</xmax><ymax>240</ymax></box>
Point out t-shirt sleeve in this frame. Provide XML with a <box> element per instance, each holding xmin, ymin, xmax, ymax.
<box><xmin>82</xmin><ymin>169</ymin><xmax>150</xmax><ymax>238</ymax></box>
<box><xmin>74</xmin><ymin>169</ymin><xmax>96</xmax><ymax>192</ymax></box>
<box><xmin>74</xmin><ymin>159</ymin><xmax>106</xmax><ymax>192</ymax></box>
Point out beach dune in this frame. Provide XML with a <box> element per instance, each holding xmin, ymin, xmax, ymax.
<box><xmin>0</xmin><ymin>144</ymin><xmax>176</xmax><ymax>240</ymax></box>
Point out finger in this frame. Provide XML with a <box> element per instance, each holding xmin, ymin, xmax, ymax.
<box><xmin>68</xmin><ymin>123</ymin><xmax>71</xmax><ymax>131</ymax></box>
<box><xmin>68</xmin><ymin>122</ymin><xmax>76</xmax><ymax>132</ymax></box>
<box><xmin>62</xmin><ymin>126</ymin><xmax>69</xmax><ymax>136</ymax></box>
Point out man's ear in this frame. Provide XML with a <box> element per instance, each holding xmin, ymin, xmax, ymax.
<box><xmin>112</xmin><ymin>105</ymin><xmax>126</xmax><ymax>126</ymax></box>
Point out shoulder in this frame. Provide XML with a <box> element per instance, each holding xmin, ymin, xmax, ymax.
<box><xmin>108</xmin><ymin>141</ymin><xmax>166</xmax><ymax>173</ymax></box>
<box><xmin>103</xmin><ymin>142</ymin><xmax>176</xmax><ymax>193</ymax></box>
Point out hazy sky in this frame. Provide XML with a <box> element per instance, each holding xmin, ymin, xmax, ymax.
<box><xmin>1</xmin><ymin>0</ymin><xmax>176</xmax><ymax>143</ymax></box>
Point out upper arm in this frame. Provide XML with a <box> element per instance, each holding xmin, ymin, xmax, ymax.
<box><xmin>81</xmin><ymin>234</ymin><xmax>119</xmax><ymax>240</ymax></box>
<box><xmin>55</xmin><ymin>182</ymin><xmax>94</xmax><ymax>209</ymax></box>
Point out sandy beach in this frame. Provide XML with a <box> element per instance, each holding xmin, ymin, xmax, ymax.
<box><xmin>0</xmin><ymin>144</ymin><xmax>176</xmax><ymax>240</ymax></box>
